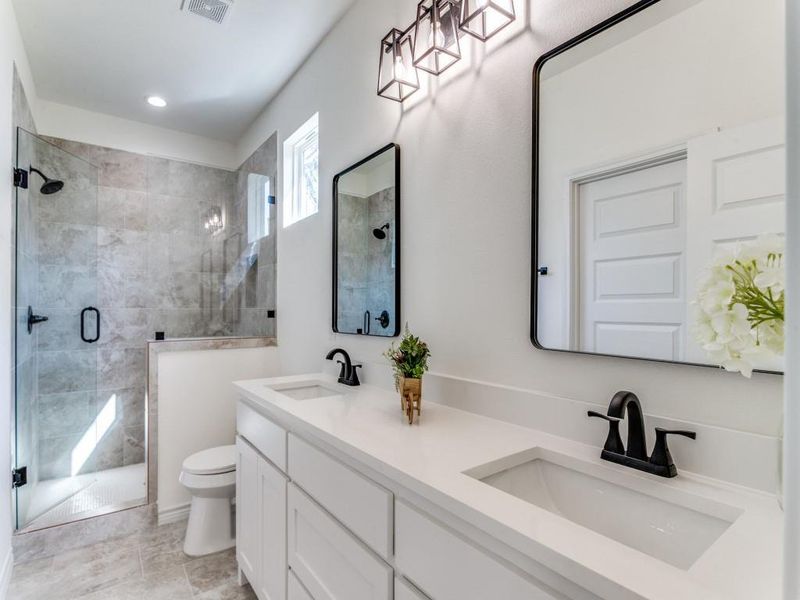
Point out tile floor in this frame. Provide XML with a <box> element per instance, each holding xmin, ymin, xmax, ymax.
<box><xmin>8</xmin><ymin>520</ymin><xmax>255</xmax><ymax>599</ymax></box>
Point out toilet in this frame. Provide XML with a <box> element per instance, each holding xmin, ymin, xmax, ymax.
<box><xmin>179</xmin><ymin>445</ymin><xmax>237</xmax><ymax>557</ymax></box>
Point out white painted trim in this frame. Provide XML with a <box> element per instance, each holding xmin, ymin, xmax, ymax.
<box><xmin>783</xmin><ymin>1</ymin><xmax>799</xmax><ymax>597</ymax></box>
<box><xmin>157</xmin><ymin>503</ymin><xmax>191</xmax><ymax>526</ymax></box>
<box><xmin>0</xmin><ymin>548</ymin><xmax>13</xmax><ymax>600</ymax></box>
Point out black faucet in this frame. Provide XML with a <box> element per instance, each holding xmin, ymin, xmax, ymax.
<box><xmin>588</xmin><ymin>391</ymin><xmax>696</xmax><ymax>478</ymax></box>
<box><xmin>325</xmin><ymin>348</ymin><xmax>362</xmax><ymax>386</ymax></box>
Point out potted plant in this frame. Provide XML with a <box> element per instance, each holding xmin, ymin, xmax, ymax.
<box><xmin>384</xmin><ymin>325</ymin><xmax>431</xmax><ymax>424</ymax></box>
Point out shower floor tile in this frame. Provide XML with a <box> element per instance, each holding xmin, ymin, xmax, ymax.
<box><xmin>23</xmin><ymin>463</ymin><xmax>146</xmax><ymax>531</ymax></box>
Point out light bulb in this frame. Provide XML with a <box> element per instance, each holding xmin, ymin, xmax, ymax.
<box><xmin>429</xmin><ymin>20</ymin><xmax>446</xmax><ymax>48</ymax></box>
<box><xmin>394</xmin><ymin>55</ymin><xmax>407</xmax><ymax>80</ymax></box>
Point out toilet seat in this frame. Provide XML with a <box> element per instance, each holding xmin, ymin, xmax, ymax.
<box><xmin>182</xmin><ymin>445</ymin><xmax>236</xmax><ymax>476</ymax></box>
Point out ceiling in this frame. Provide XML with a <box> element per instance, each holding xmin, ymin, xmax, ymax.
<box><xmin>13</xmin><ymin>0</ymin><xmax>356</xmax><ymax>142</ymax></box>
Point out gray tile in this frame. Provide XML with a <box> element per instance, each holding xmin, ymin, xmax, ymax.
<box><xmin>99</xmin><ymin>308</ymin><xmax>148</xmax><ymax>348</ymax></box>
<box><xmin>37</xmin><ymin>391</ymin><xmax>96</xmax><ymax>437</ymax></box>
<box><xmin>97</xmin><ymin>186</ymin><xmax>127</xmax><ymax>229</ymax></box>
<box><xmin>96</xmin><ymin>147</ymin><xmax>148</xmax><ymax>192</ymax></box>
<box><xmin>123</xmin><ymin>426</ymin><xmax>145</xmax><ymax>466</ymax></box>
<box><xmin>83</xmin><ymin>565</ymin><xmax>193</xmax><ymax>600</ymax></box>
<box><xmin>194</xmin><ymin>582</ymin><xmax>258</xmax><ymax>600</ymax></box>
<box><xmin>38</xmin><ymin>432</ymin><xmax>94</xmax><ymax>479</ymax></box>
<box><xmin>183</xmin><ymin>549</ymin><xmax>238</xmax><ymax>595</ymax></box>
<box><xmin>38</xmin><ymin>265</ymin><xmax>97</xmax><ymax>310</ymax></box>
<box><xmin>38</xmin><ymin>349</ymin><xmax>97</xmax><ymax>394</ymax></box>
<box><xmin>98</xmin><ymin>227</ymin><xmax>148</xmax><ymax>271</ymax></box>
<box><xmin>36</xmin><ymin>308</ymin><xmax>86</xmax><ymax>352</ymax></box>
<box><xmin>97</xmin><ymin>347</ymin><xmax>145</xmax><ymax>390</ymax></box>
<box><xmin>37</xmin><ymin>222</ymin><xmax>96</xmax><ymax>266</ymax></box>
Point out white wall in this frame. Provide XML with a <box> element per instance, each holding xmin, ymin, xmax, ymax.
<box><xmin>0</xmin><ymin>0</ymin><xmax>36</xmax><ymax>587</ymax></box>
<box><xmin>156</xmin><ymin>347</ymin><xmax>280</xmax><ymax>517</ymax></box>
<box><xmin>237</xmin><ymin>0</ymin><xmax>782</xmax><ymax>443</ymax></box>
<box><xmin>36</xmin><ymin>99</ymin><xmax>237</xmax><ymax>170</ymax></box>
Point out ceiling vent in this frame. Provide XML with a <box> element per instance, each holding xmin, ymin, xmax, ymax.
<box><xmin>182</xmin><ymin>0</ymin><xmax>232</xmax><ymax>24</ymax></box>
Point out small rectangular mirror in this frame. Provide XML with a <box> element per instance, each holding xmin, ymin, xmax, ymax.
<box><xmin>333</xmin><ymin>144</ymin><xmax>400</xmax><ymax>337</ymax></box>
<box><xmin>533</xmin><ymin>0</ymin><xmax>785</xmax><ymax>373</ymax></box>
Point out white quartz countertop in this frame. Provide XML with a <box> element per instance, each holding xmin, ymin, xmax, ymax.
<box><xmin>233</xmin><ymin>374</ymin><xmax>782</xmax><ymax>600</ymax></box>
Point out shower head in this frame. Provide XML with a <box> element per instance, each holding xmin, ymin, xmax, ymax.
<box><xmin>372</xmin><ymin>223</ymin><xmax>390</xmax><ymax>240</ymax></box>
<box><xmin>29</xmin><ymin>167</ymin><xmax>64</xmax><ymax>195</ymax></box>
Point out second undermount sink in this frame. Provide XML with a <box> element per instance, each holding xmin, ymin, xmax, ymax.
<box><xmin>265</xmin><ymin>380</ymin><xmax>345</xmax><ymax>401</ymax></box>
<box><xmin>464</xmin><ymin>448</ymin><xmax>742</xmax><ymax>570</ymax></box>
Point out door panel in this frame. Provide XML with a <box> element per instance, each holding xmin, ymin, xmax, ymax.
<box><xmin>577</xmin><ymin>159</ymin><xmax>687</xmax><ymax>360</ymax></box>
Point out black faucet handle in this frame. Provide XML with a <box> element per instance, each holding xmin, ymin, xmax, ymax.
<box><xmin>336</xmin><ymin>360</ymin><xmax>347</xmax><ymax>380</ymax></box>
<box><xmin>587</xmin><ymin>411</ymin><xmax>624</xmax><ymax>455</ymax></box>
<box><xmin>346</xmin><ymin>364</ymin><xmax>362</xmax><ymax>386</ymax></box>
<box><xmin>650</xmin><ymin>428</ymin><xmax>697</xmax><ymax>476</ymax></box>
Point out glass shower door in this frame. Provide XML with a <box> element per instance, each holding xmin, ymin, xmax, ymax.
<box><xmin>14</xmin><ymin>129</ymin><xmax>102</xmax><ymax>531</ymax></box>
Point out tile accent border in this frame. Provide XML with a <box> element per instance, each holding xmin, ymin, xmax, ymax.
<box><xmin>146</xmin><ymin>337</ymin><xmax>277</xmax><ymax>503</ymax></box>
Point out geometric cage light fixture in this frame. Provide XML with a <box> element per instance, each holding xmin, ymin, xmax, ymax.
<box><xmin>377</xmin><ymin>0</ymin><xmax>516</xmax><ymax>102</ymax></box>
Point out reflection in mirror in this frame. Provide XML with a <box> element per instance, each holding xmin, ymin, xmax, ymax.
<box><xmin>334</xmin><ymin>144</ymin><xmax>400</xmax><ymax>337</ymax></box>
<box><xmin>534</xmin><ymin>0</ymin><xmax>785</xmax><ymax>373</ymax></box>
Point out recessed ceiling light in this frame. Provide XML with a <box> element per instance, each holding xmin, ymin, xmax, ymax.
<box><xmin>147</xmin><ymin>96</ymin><xmax>167</xmax><ymax>108</ymax></box>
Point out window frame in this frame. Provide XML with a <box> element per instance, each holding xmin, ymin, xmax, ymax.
<box><xmin>283</xmin><ymin>113</ymin><xmax>320</xmax><ymax>227</ymax></box>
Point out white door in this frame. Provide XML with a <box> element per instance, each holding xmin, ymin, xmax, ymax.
<box><xmin>685</xmin><ymin>117</ymin><xmax>785</xmax><ymax>367</ymax></box>
<box><xmin>288</xmin><ymin>571</ymin><xmax>314</xmax><ymax>600</ymax></box>
<box><xmin>258</xmin><ymin>457</ymin><xmax>288</xmax><ymax>600</ymax></box>
<box><xmin>577</xmin><ymin>159</ymin><xmax>687</xmax><ymax>361</ymax></box>
<box><xmin>287</xmin><ymin>484</ymin><xmax>392</xmax><ymax>600</ymax></box>
<box><xmin>236</xmin><ymin>436</ymin><xmax>261</xmax><ymax>588</ymax></box>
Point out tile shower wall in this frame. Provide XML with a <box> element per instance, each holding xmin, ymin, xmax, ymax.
<box><xmin>31</xmin><ymin>134</ymin><xmax>278</xmax><ymax>481</ymax></box>
<box><xmin>337</xmin><ymin>187</ymin><xmax>395</xmax><ymax>334</ymax></box>
<box><xmin>12</xmin><ymin>67</ymin><xmax>40</xmax><ymax>525</ymax></box>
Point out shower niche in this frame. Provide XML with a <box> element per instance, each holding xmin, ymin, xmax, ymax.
<box><xmin>333</xmin><ymin>144</ymin><xmax>400</xmax><ymax>337</ymax></box>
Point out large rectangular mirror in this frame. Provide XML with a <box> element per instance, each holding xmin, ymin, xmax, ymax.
<box><xmin>333</xmin><ymin>144</ymin><xmax>400</xmax><ymax>337</ymax></box>
<box><xmin>533</xmin><ymin>0</ymin><xmax>785</xmax><ymax>373</ymax></box>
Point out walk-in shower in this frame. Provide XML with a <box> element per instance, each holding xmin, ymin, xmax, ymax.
<box><xmin>13</xmin><ymin>129</ymin><xmax>147</xmax><ymax>532</ymax></box>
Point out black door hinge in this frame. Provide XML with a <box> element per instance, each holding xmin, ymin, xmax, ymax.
<box><xmin>13</xmin><ymin>168</ymin><xmax>28</xmax><ymax>189</ymax></box>
<box><xmin>267</xmin><ymin>195</ymin><xmax>276</xmax><ymax>205</ymax></box>
<box><xmin>12</xmin><ymin>467</ymin><xmax>27</xmax><ymax>489</ymax></box>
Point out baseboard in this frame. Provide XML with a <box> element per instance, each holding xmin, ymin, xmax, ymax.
<box><xmin>157</xmin><ymin>503</ymin><xmax>191</xmax><ymax>526</ymax></box>
<box><xmin>0</xmin><ymin>547</ymin><xmax>13</xmax><ymax>600</ymax></box>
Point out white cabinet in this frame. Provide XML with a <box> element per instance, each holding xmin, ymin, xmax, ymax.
<box><xmin>236</xmin><ymin>435</ymin><xmax>287</xmax><ymax>600</ymax></box>
<box><xmin>236</xmin><ymin>436</ymin><xmax>260</xmax><ymax>587</ymax></box>
<box><xmin>238</xmin><ymin>402</ymin><xmax>287</xmax><ymax>471</ymax></box>
<box><xmin>396</xmin><ymin>577</ymin><xmax>430</xmax><ymax>600</ymax></box>
<box><xmin>288</xmin><ymin>434</ymin><xmax>393</xmax><ymax>559</ymax></box>
<box><xmin>287</xmin><ymin>483</ymin><xmax>393</xmax><ymax>600</ymax></box>
<box><xmin>288</xmin><ymin>571</ymin><xmax>314</xmax><ymax>600</ymax></box>
<box><xmin>257</xmin><ymin>457</ymin><xmax>287</xmax><ymax>600</ymax></box>
<box><xmin>396</xmin><ymin>501</ymin><xmax>561</xmax><ymax>600</ymax></box>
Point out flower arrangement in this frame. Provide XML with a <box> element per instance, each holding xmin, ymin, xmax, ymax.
<box><xmin>694</xmin><ymin>234</ymin><xmax>784</xmax><ymax>377</ymax></box>
<box><xmin>384</xmin><ymin>325</ymin><xmax>431</xmax><ymax>389</ymax></box>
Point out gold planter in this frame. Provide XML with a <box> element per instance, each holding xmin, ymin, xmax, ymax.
<box><xmin>399</xmin><ymin>377</ymin><xmax>422</xmax><ymax>425</ymax></box>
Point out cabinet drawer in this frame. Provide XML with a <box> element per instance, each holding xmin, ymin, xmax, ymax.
<box><xmin>288</xmin><ymin>483</ymin><xmax>392</xmax><ymax>600</ymax></box>
<box><xmin>288</xmin><ymin>571</ymin><xmax>314</xmax><ymax>600</ymax></box>
<box><xmin>396</xmin><ymin>501</ymin><xmax>560</xmax><ymax>600</ymax></box>
<box><xmin>395</xmin><ymin>577</ymin><xmax>430</xmax><ymax>600</ymax></box>
<box><xmin>237</xmin><ymin>401</ymin><xmax>287</xmax><ymax>472</ymax></box>
<box><xmin>288</xmin><ymin>434</ymin><xmax>393</xmax><ymax>558</ymax></box>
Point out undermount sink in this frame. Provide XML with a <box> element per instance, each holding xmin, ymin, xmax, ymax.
<box><xmin>464</xmin><ymin>448</ymin><xmax>742</xmax><ymax>570</ymax></box>
<box><xmin>266</xmin><ymin>380</ymin><xmax>344</xmax><ymax>401</ymax></box>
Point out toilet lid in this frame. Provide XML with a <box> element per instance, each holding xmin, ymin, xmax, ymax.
<box><xmin>182</xmin><ymin>445</ymin><xmax>237</xmax><ymax>475</ymax></box>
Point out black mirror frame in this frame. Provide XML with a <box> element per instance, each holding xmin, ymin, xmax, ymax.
<box><xmin>332</xmin><ymin>143</ymin><xmax>401</xmax><ymax>337</ymax></box>
<box><xmin>530</xmin><ymin>0</ymin><xmax>782</xmax><ymax>375</ymax></box>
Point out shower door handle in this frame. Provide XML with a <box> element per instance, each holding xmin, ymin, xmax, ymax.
<box><xmin>81</xmin><ymin>307</ymin><xmax>100</xmax><ymax>344</ymax></box>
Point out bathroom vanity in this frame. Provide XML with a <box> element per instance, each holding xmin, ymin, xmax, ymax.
<box><xmin>234</xmin><ymin>375</ymin><xmax>781</xmax><ymax>600</ymax></box>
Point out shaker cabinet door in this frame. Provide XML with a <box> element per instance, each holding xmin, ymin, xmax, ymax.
<box><xmin>236</xmin><ymin>436</ymin><xmax>261</xmax><ymax>588</ymax></box>
<box><xmin>257</xmin><ymin>456</ymin><xmax>288</xmax><ymax>600</ymax></box>
<box><xmin>287</xmin><ymin>483</ymin><xmax>392</xmax><ymax>600</ymax></box>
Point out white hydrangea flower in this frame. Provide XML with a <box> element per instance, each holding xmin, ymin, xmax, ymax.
<box><xmin>693</xmin><ymin>234</ymin><xmax>784</xmax><ymax>378</ymax></box>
